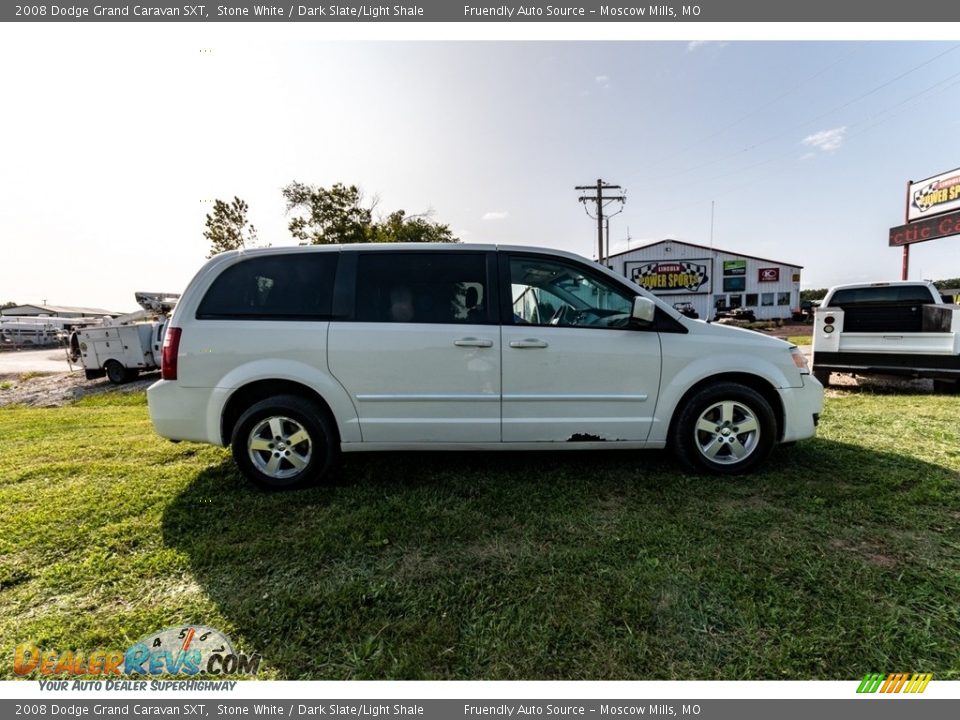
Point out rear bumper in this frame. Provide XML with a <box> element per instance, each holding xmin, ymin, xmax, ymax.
<box><xmin>778</xmin><ymin>375</ymin><xmax>824</xmax><ymax>443</ymax></box>
<box><xmin>813</xmin><ymin>351</ymin><xmax>960</xmax><ymax>379</ymax></box>
<box><xmin>147</xmin><ymin>380</ymin><xmax>222</xmax><ymax>445</ymax></box>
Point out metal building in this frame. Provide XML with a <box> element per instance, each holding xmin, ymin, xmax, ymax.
<box><xmin>608</xmin><ymin>239</ymin><xmax>803</xmax><ymax>321</ymax></box>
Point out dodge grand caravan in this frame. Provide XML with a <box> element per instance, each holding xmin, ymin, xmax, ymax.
<box><xmin>148</xmin><ymin>244</ymin><xmax>823</xmax><ymax>489</ymax></box>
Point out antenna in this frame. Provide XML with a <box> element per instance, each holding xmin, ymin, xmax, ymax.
<box><xmin>710</xmin><ymin>200</ymin><xmax>715</xmax><ymax>249</ymax></box>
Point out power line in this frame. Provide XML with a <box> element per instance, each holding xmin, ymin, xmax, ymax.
<box><xmin>646</xmin><ymin>45</ymin><xmax>864</xmax><ymax>168</ymax></box>
<box><xmin>634</xmin><ymin>43</ymin><xmax>960</xmax><ymax>191</ymax></box>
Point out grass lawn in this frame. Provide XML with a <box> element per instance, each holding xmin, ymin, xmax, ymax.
<box><xmin>1</xmin><ymin>389</ymin><xmax>959</xmax><ymax>680</ymax></box>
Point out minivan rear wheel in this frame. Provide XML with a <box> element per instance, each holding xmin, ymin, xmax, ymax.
<box><xmin>671</xmin><ymin>382</ymin><xmax>776</xmax><ymax>475</ymax></box>
<box><xmin>231</xmin><ymin>395</ymin><xmax>337</xmax><ymax>490</ymax></box>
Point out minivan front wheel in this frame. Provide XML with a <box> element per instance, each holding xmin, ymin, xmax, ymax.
<box><xmin>672</xmin><ymin>382</ymin><xmax>776</xmax><ymax>475</ymax></box>
<box><xmin>231</xmin><ymin>395</ymin><xmax>336</xmax><ymax>490</ymax></box>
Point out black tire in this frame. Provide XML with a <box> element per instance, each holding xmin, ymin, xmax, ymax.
<box><xmin>230</xmin><ymin>394</ymin><xmax>337</xmax><ymax>491</ymax></box>
<box><xmin>813</xmin><ymin>369</ymin><xmax>831</xmax><ymax>387</ymax></box>
<box><xmin>105</xmin><ymin>361</ymin><xmax>129</xmax><ymax>384</ymax></box>
<box><xmin>671</xmin><ymin>382</ymin><xmax>777</xmax><ymax>475</ymax></box>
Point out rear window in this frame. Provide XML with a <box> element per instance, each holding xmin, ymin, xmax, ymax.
<box><xmin>828</xmin><ymin>285</ymin><xmax>934</xmax><ymax>306</ymax></box>
<box><xmin>196</xmin><ymin>253</ymin><xmax>339</xmax><ymax>320</ymax></box>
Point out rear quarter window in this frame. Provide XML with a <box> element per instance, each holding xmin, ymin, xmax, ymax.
<box><xmin>196</xmin><ymin>253</ymin><xmax>339</xmax><ymax>319</ymax></box>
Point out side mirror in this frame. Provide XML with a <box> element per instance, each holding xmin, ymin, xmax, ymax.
<box><xmin>631</xmin><ymin>296</ymin><xmax>656</xmax><ymax>324</ymax></box>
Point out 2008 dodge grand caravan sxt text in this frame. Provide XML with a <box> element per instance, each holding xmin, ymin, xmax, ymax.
<box><xmin>147</xmin><ymin>244</ymin><xmax>823</xmax><ymax>489</ymax></box>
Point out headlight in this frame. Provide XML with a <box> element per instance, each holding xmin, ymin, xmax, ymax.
<box><xmin>790</xmin><ymin>347</ymin><xmax>810</xmax><ymax>374</ymax></box>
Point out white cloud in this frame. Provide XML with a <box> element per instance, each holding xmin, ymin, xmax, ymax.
<box><xmin>481</xmin><ymin>211</ymin><xmax>508</xmax><ymax>221</ymax></box>
<box><xmin>595</xmin><ymin>74</ymin><xmax>611</xmax><ymax>89</ymax></box>
<box><xmin>802</xmin><ymin>127</ymin><xmax>847</xmax><ymax>152</ymax></box>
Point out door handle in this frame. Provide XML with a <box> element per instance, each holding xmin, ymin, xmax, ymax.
<box><xmin>509</xmin><ymin>339</ymin><xmax>549</xmax><ymax>349</ymax></box>
<box><xmin>454</xmin><ymin>337</ymin><xmax>494</xmax><ymax>348</ymax></box>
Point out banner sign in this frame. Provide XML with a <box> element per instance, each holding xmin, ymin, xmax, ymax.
<box><xmin>627</xmin><ymin>259</ymin><xmax>710</xmax><ymax>295</ymax></box>
<box><xmin>0</xmin><ymin>698</ymin><xmax>955</xmax><ymax>720</ymax></box>
<box><xmin>758</xmin><ymin>267</ymin><xmax>780</xmax><ymax>282</ymax></box>
<box><xmin>723</xmin><ymin>260</ymin><xmax>746</xmax><ymax>276</ymax></box>
<box><xmin>4</xmin><ymin>1</ymin><xmax>960</xmax><ymax>22</ymax></box>
<box><xmin>889</xmin><ymin>208</ymin><xmax>960</xmax><ymax>246</ymax></box>
<box><xmin>907</xmin><ymin>166</ymin><xmax>960</xmax><ymax>222</ymax></box>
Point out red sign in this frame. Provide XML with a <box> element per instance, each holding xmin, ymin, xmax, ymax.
<box><xmin>889</xmin><ymin>208</ymin><xmax>960</xmax><ymax>246</ymax></box>
<box><xmin>758</xmin><ymin>268</ymin><xmax>779</xmax><ymax>282</ymax></box>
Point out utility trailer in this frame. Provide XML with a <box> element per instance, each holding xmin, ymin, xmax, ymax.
<box><xmin>812</xmin><ymin>281</ymin><xmax>960</xmax><ymax>393</ymax></box>
<box><xmin>70</xmin><ymin>292</ymin><xmax>179</xmax><ymax>384</ymax></box>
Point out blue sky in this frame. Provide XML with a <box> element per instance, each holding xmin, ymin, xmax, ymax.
<box><xmin>2</xmin><ymin>39</ymin><xmax>959</xmax><ymax>311</ymax></box>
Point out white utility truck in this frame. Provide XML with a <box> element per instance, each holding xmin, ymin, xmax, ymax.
<box><xmin>70</xmin><ymin>292</ymin><xmax>179</xmax><ymax>384</ymax></box>
<box><xmin>812</xmin><ymin>281</ymin><xmax>960</xmax><ymax>393</ymax></box>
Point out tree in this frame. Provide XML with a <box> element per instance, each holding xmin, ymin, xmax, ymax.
<box><xmin>369</xmin><ymin>209</ymin><xmax>456</xmax><ymax>244</ymax></box>
<box><xmin>282</xmin><ymin>181</ymin><xmax>457</xmax><ymax>245</ymax></box>
<box><xmin>800</xmin><ymin>288</ymin><xmax>828</xmax><ymax>302</ymax></box>
<box><xmin>282</xmin><ymin>182</ymin><xmax>372</xmax><ymax>245</ymax></box>
<box><xmin>1</xmin><ymin>301</ymin><xmax>17</xmax><ymax>310</ymax></box>
<box><xmin>204</xmin><ymin>197</ymin><xmax>259</xmax><ymax>258</ymax></box>
<box><xmin>933</xmin><ymin>278</ymin><xmax>960</xmax><ymax>290</ymax></box>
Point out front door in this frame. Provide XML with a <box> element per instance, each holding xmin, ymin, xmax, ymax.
<box><xmin>500</xmin><ymin>252</ymin><xmax>662</xmax><ymax>443</ymax></box>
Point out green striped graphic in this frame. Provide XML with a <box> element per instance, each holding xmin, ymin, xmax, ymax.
<box><xmin>857</xmin><ymin>673</ymin><xmax>885</xmax><ymax>693</ymax></box>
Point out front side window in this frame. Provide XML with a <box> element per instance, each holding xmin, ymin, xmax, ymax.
<box><xmin>197</xmin><ymin>253</ymin><xmax>339</xmax><ymax>320</ymax></box>
<box><xmin>354</xmin><ymin>252</ymin><xmax>489</xmax><ymax>324</ymax></box>
<box><xmin>509</xmin><ymin>256</ymin><xmax>634</xmax><ymax>329</ymax></box>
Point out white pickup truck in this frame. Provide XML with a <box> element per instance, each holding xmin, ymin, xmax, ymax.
<box><xmin>812</xmin><ymin>281</ymin><xmax>960</xmax><ymax>393</ymax></box>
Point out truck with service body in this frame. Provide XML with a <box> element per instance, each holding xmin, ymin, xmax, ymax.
<box><xmin>812</xmin><ymin>281</ymin><xmax>960</xmax><ymax>392</ymax></box>
<box><xmin>71</xmin><ymin>292</ymin><xmax>179</xmax><ymax>384</ymax></box>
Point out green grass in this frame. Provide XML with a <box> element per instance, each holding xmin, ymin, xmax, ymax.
<box><xmin>1</xmin><ymin>390</ymin><xmax>959</xmax><ymax>680</ymax></box>
<box><xmin>787</xmin><ymin>335</ymin><xmax>812</xmax><ymax>346</ymax></box>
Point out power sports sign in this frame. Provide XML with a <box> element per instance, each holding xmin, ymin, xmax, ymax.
<box><xmin>627</xmin><ymin>259</ymin><xmax>711</xmax><ymax>295</ymax></box>
<box><xmin>907</xmin><ymin>166</ymin><xmax>960</xmax><ymax>222</ymax></box>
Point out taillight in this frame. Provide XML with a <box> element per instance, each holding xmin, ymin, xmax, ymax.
<box><xmin>161</xmin><ymin>327</ymin><xmax>182</xmax><ymax>380</ymax></box>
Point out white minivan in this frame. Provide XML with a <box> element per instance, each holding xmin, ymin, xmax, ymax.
<box><xmin>148</xmin><ymin>244</ymin><xmax>823</xmax><ymax>489</ymax></box>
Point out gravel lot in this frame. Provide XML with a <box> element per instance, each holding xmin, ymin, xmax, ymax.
<box><xmin>0</xmin><ymin>370</ymin><xmax>157</xmax><ymax>407</ymax></box>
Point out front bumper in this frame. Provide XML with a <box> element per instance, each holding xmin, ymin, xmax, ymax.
<box><xmin>778</xmin><ymin>375</ymin><xmax>825</xmax><ymax>443</ymax></box>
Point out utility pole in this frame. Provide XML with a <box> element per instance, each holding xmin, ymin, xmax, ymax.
<box><xmin>577</xmin><ymin>178</ymin><xmax>625</xmax><ymax>265</ymax></box>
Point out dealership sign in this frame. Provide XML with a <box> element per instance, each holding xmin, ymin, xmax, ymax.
<box><xmin>907</xmin><ymin>166</ymin><xmax>960</xmax><ymax>222</ymax></box>
<box><xmin>758</xmin><ymin>268</ymin><xmax>780</xmax><ymax>282</ymax></box>
<box><xmin>722</xmin><ymin>260</ymin><xmax>746</xmax><ymax>276</ymax></box>
<box><xmin>627</xmin><ymin>259</ymin><xmax>710</xmax><ymax>295</ymax></box>
<box><xmin>889</xmin><ymin>208</ymin><xmax>960</xmax><ymax>246</ymax></box>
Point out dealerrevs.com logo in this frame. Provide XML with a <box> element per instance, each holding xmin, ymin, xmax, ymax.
<box><xmin>14</xmin><ymin>625</ymin><xmax>260</xmax><ymax>677</ymax></box>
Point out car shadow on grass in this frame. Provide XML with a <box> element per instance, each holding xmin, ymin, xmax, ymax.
<box><xmin>161</xmin><ymin>441</ymin><xmax>960</xmax><ymax>680</ymax></box>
